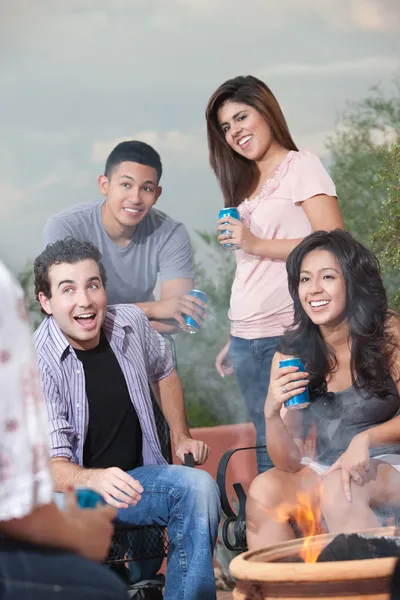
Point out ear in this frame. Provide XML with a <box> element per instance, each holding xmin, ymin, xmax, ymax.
<box><xmin>38</xmin><ymin>292</ymin><xmax>53</xmax><ymax>315</ymax></box>
<box><xmin>98</xmin><ymin>174</ymin><xmax>109</xmax><ymax>197</ymax></box>
<box><xmin>154</xmin><ymin>186</ymin><xmax>162</xmax><ymax>204</ymax></box>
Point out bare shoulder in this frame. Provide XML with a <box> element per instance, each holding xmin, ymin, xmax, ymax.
<box><xmin>386</xmin><ymin>311</ymin><xmax>400</xmax><ymax>384</ymax></box>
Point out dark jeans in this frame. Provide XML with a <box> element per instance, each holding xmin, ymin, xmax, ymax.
<box><xmin>229</xmin><ymin>335</ymin><xmax>281</xmax><ymax>474</ymax></box>
<box><xmin>0</xmin><ymin>538</ymin><xmax>127</xmax><ymax>599</ymax></box>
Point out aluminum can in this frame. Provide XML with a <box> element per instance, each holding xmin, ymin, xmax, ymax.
<box><xmin>280</xmin><ymin>357</ymin><xmax>310</xmax><ymax>410</ymax></box>
<box><xmin>218</xmin><ymin>207</ymin><xmax>240</xmax><ymax>250</ymax></box>
<box><xmin>183</xmin><ymin>289</ymin><xmax>208</xmax><ymax>333</ymax></box>
<box><xmin>75</xmin><ymin>487</ymin><xmax>107</xmax><ymax>509</ymax></box>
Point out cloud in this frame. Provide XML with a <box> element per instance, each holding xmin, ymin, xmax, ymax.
<box><xmin>91</xmin><ymin>130</ymin><xmax>207</xmax><ymax>169</ymax></box>
<box><xmin>262</xmin><ymin>56</ymin><xmax>400</xmax><ymax>78</ymax></box>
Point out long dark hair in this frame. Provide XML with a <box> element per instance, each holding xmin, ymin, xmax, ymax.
<box><xmin>279</xmin><ymin>229</ymin><xmax>399</xmax><ymax>399</ymax></box>
<box><xmin>205</xmin><ymin>75</ymin><xmax>298</xmax><ymax>207</ymax></box>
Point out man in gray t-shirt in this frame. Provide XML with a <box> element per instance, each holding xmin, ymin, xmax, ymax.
<box><xmin>43</xmin><ymin>141</ymin><xmax>206</xmax><ymax>334</ymax></box>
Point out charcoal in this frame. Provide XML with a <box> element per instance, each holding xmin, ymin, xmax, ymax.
<box><xmin>317</xmin><ymin>534</ymin><xmax>400</xmax><ymax>562</ymax></box>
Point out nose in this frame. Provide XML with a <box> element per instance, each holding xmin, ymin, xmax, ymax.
<box><xmin>231</xmin><ymin>122</ymin><xmax>243</xmax><ymax>139</ymax></box>
<box><xmin>76</xmin><ymin>288</ymin><xmax>92</xmax><ymax>308</ymax></box>
<box><xmin>126</xmin><ymin>188</ymin><xmax>141</xmax><ymax>205</ymax></box>
<box><xmin>308</xmin><ymin>279</ymin><xmax>324</xmax><ymax>295</ymax></box>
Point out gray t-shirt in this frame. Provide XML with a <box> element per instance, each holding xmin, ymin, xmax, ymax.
<box><xmin>43</xmin><ymin>201</ymin><xmax>194</xmax><ymax>305</ymax></box>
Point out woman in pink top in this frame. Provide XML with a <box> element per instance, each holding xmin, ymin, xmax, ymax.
<box><xmin>205</xmin><ymin>75</ymin><xmax>344</xmax><ymax>473</ymax></box>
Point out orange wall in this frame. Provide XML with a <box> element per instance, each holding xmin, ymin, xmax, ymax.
<box><xmin>173</xmin><ymin>422</ymin><xmax>258</xmax><ymax>506</ymax></box>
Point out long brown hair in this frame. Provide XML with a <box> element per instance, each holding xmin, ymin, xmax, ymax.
<box><xmin>205</xmin><ymin>75</ymin><xmax>298</xmax><ymax>207</ymax></box>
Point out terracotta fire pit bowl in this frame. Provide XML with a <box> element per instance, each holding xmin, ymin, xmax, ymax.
<box><xmin>230</xmin><ymin>527</ymin><xmax>397</xmax><ymax>600</ymax></box>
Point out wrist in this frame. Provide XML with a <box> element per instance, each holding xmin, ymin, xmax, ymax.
<box><xmin>136</xmin><ymin>301</ymin><xmax>156</xmax><ymax>319</ymax></box>
<box><xmin>265</xmin><ymin>405</ymin><xmax>282</xmax><ymax>421</ymax></box>
<box><xmin>172</xmin><ymin>431</ymin><xmax>191</xmax><ymax>446</ymax></box>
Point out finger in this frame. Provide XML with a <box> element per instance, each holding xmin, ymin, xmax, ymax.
<box><xmin>277</xmin><ymin>369</ymin><xmax>308</xmax><ymax>384</ymax></box>
<box><xmin>278</xmin><ymin>379</ymin><xmax>309</xmax><ymax>394</ymax></box>
<box><xmin>223</xmin><ymin>365</ymin><xmax>234</xmax><ymax>376</ymax></box>
<box><xmin>218</xmin><ymin>216</ymin><xmax>240</xmax><ymax>225</ymax></box>
<box><xmin>274</xmin><ymin>365</ymin><xmax>300</xmax><ymax>379</ymax></box>
<box><xmin>175</xmin><ymin>314</ymin><xmax>189</xmax><ymax>329</ymax></box>
<box><xmin>104</xmin><ymin>480</ymin><xmax>141</xmax><ymax>505</ymax></box>
<box><xmin>96</xmin><ymin>505</ymin><xmax>118</xmax><ymax>521</ymax></box>
<box><xmin>101</xmin><ymin>490</ymin><xmax>132</xmax><ymax>509</ymax></box>
<box><xmin>322</xmin><ymin>459</ymin><xmax>341</xmax><ymax>477</ymax></box>
<box><xmin>112</xmin><ymin>470</ymin><xmax>144</xmax><ymax>494</ymax></box>
<box><xmin>358</xmin><ymin>465</ymin><xmax>369</xmax><ymax>482</ymax></box>
<box><xmin>350</xmin><ymin>468</ymin><xmax>365</xmax><ymax>486</ymax></box>
<box><xmin>215</xmin><ymin>360</ymin><xmax>225</xmax><ymax>377</ymax></box>
<box><xmin>202</xmin><ymin>444</ymin><xmax>210</xmax><ymax>464</ymax></box>
<box><xmin>183</xmin><ymin>296</ymin><xmax>208</xmax><ymax>311</ymax></box>
<box><xmin>342</xmin><ymin>468</ymin><xmax>352</xmax><ymax>502</ymax></box>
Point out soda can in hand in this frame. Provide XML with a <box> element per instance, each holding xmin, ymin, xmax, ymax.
<box><xmin>75</xmin><ymin>487</ymin><xmax>107</xmax><ymax>509</ymax></box>
<box><xmin>280</xmin><ymin>358</ymin><xmax>310</xmax><ymax>410</ymax></box>
<box><xmin>218</xmin><ymin>207</ymin><xmax>240</xmax><ymax>250</ymax></box>
<box><xmin>182</xmin><ymin>289</ymin><xmax>208</xmax><ymax>334</ymax></box>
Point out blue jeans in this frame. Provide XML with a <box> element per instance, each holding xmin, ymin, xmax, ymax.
<box><xmin>229</xmin><ymin>335</ymin><xmax>281</xmax><ymax>474</ymax></box>
<box><xmin>0</xmin><ymin>537</ymin><xmax>127</xmax><ymax>599</ymax></box>
<box><xmin>56</xmin><ymin>465</ymin><xmax>221</xmax><ymax>600</ymax></box>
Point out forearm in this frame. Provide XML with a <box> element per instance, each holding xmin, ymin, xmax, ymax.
<box><xmin>51</xmin><ymin>458</ymin><xmax>100</xmax><ymax>492</ymax></box>
<box><xmin>360</xmin><ymin>416</ymin><xmax>400</xmax><ymax>449</ymax></box>
<box><xmin>250</xmin><ymin>237</ymin><xmax>303</xmax><ymax>261</ymax></box>
<box><xmin>266</xmin><ymin>415</ymin><xmax>303</xmax><ymax>472</ymax></box>
<box><xmin>0</xmin><ymin>502</ymin><xmax>81</xmax><ymax>553</ymax></box>
<box><xmin>154</xmin><ymin>370</ymin><xmax>190</xmax><ymax>444</ymax></box>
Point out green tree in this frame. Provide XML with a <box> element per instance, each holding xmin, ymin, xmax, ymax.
<box><xmin>372</xmin><ymin>143</ymin><xmax>400</xmax><ymax>310</ymax></box>
<box><xmin>327</xmin><ymin>72</ymin><xmax>400</xmax><ymax>296</ymax></box>
<box><xmin>18</xmin><ymin>262</ymin><xmax>44</xmax><ymax>329</ymax></box>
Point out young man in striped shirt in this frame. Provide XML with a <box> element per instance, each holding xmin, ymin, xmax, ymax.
<box><xmin>33</xmin><ymin>237</ymin><xmax>220</xmax><ymax>600</ymax></box>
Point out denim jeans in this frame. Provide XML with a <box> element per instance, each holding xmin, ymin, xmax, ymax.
<box><xmin>229</xmin><ymin>335</ymin><xmax>281</xmax><ymax>474</ymax></box>
<box><xmin>56</xmin><ymin>465</ymin><xmax>221</xmax><ymax>600</ymax></box>
<box><xmin>0</xmin><ymin>537</ymin><xmax>127</xmax><ymax>599</ymax></box>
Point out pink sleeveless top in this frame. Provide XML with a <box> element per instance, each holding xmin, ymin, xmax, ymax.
<box><xmin>229</xmin><ymin>150</ymin><xmax>336</xmax><ymax>340</ymax></box>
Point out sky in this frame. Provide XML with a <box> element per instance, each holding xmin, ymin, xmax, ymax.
<box><xmin>1</xmin><ymin>0</ymin><xmax>399</xmax><ymax>274</ymax></box>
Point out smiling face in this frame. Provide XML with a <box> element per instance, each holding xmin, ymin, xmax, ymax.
<box><xmin>38</xmin><ymin>259</ymin><xmax>107</xmax><ymax>350</ymax></box>
<box><xmin>298</xmin><ymin>249</ymin><xmax>347</xmax><ymax>329</ymax></box>
<box><xmin>99</xmin><ymin>160</ymin><xmax>162</xmax><ymax>232</ymax></box>
<box><xmin>217</xmin><ymin>100</ymin><xmax>275</xmax><ymax>162</ymax></box>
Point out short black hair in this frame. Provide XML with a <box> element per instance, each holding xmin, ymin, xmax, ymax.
<box><xmin>34</xmin><ymin>237</ymin><xmax>107</xmax><ymax>303</ymax></box>
<box><xmin>104</xmin><ymin>140</ymin><xmax>163</xmax><ymax>182</ymax></box>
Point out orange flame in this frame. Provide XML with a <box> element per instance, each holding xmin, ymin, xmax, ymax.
<box><xmin>265</xmin><ymin>423</ymin><xmax>324</xmax><ymax>562</ymax></box>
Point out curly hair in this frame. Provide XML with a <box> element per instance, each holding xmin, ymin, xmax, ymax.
<box><xmin>34</xmin><ymin>237</ymin><xmax>107</xmax><ymax>303</ymax></box>
<box><xmin>279</xmin><ymin>229</ymin><xmax>398</xmax><ymax>399</ymax></box>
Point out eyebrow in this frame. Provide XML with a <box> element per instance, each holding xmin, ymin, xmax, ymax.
<box><xmin>119</xmin><ymin>175</ymin><xmax>156</xmax><ymax>185</ymax></box>
<box><xmin>219</xmin><ymin>110</ymin><xmax>246</xmax><ymax>129</ymax></box>
<box><xmin>57</xmin><ymin>276</ymin><xmax>101</xmax><ymax>289</ymax></box>
<box><xmin>300</xmin><ymin>267</ymin><xmax>341</xmax><ymax>275</ymax></box>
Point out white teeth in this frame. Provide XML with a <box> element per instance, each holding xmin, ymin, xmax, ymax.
<box><xmin>310</xmin><ymin>300</ymin><xmax>329</xmax><ymax>307</ymax></box>
<box><xmin>238</xmin><ymin>135</ymin><xmax>252</xmax><ymax>146</ymax></box>
<box><xmin>124</xmin><ymin>208</ymin><xmax>141</xmax><ymax>213</ymax></box>
<box><xmin>76</xmin><ymin>314</ymin><xmax>95</xmax><ymax>319</ymax></box>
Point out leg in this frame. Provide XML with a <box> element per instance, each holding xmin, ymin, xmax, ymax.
<box><xmin>246</xmin><ymin>466</ymin><xmax>321</xmax><ymax>550</ymax></box>
<box><xmin>0</xmin><ymin>538</ymin><xmax>127</xmax><ymax>599</ymax></box>
<box><xmin>322</xmin><ymin>460</ymin><xmax>400</xmax><ymax>534</ymax></box>
<box><xmin>229</xmin><ymin>336</ymin><xmax>280</xmax><ymax>474</ymax></box>
<box><xmin>116</xmin><ymin>465</ymin><xmax>221</xmax><ymax>600</ymax></box>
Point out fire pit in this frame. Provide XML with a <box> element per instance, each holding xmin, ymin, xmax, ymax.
<box><xmin>230</xmin><ymin>527</ymin><xmax>397</xmax><ymax>600</ymax></box>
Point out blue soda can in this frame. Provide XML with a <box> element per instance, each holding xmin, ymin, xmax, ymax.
<box><xmin>218</xmin><ymin>207</ymin><xmax>240</xmax><ymax>250</ymax></box>
<box><xmin>75</xmin><ymin>487</ymin><xmax>107</xmax><ymax>509</ymax></box>
<box><xmin>279</xmin><ymin>358</ymin><xmax>310</xmax><ymax>410</ymax></box>
<box><xmin>182</xmin><ymin>289</ymin><xmax>208</xmax><ymax>334</ymax></box>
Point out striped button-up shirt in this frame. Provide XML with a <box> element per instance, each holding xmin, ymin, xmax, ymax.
<box><xmin>34</xmin><ymin>304</ymin><xmax>173</xmax><ymax>467</ymax></box>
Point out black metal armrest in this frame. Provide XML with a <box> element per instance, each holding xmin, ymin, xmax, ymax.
<box><xmin>216</xmin><ymin>445</ymin><xmax>262</xmax><ymax>552</ymax></box>
<box><xmin>183</xmin><ymin>452</ymin><xmax>195</xmax><ymax>468</ymax></box>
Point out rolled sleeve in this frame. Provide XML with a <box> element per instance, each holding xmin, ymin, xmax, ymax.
<box><xmin>38</xmin><ymin>364</ymin><xmax>75</xmax><ymax>461</ymax></box>
<box><xmin>159</xmin><ymin>223</ymin><xmax>194</xmax><ymax>282</ymax></box>
<box><xmin>142</xmin><ymin>316</ymin><xmax>174</xmax><ymax>381</ymax></box>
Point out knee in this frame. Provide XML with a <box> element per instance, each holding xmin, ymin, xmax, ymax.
<box><xmin>172</xmin><ymin>467</ymin><xmax>221</xmax><ymax>513</ymax></box>
<box><xmin>247</xmin><ymin>469</ymin><xmax>285</xmax><ymax>517</ymax></box>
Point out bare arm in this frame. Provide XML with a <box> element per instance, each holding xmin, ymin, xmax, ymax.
<box><xmin>152</xmin><ymin>369</ymin><xmax>190</xmax><ymax>445</ymax></box>
<box><xmin>152</xmin><ymin>369</ymin><xmax>210</xmax><ymax>464</ymax></box>
<box><xmin>137</xmin><ymin>277</ymin><xmax>197</xmax><ymax>334</ymax></box>
<box><xmin>264</xmin><ymin>352</ymin><xmax>308</xmax><ymax>472</ymax></box>
<box><xmin>219</xmin><ymin>195</ymin><xmax>344</xmax><ymax>260</ymax></box>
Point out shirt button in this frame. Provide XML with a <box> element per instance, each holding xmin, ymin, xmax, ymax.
<box><xmin>77</xmin><ymin>370</ymin><xmax>81</xmax><ymax>374</ymax></box>
<box><xmin>76</xmin><ymin>403</ymin><xmax>80</xmax><ymax>408</ymax></box>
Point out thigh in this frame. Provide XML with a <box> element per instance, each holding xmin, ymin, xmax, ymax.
<box><xmin>0</xmin><ymin>539</ymin><xmax>126</xmax><ymax>600</ymax></box>
<box><xmin>115</xmin><ymin>464</ymin><xmax>217</xmax><ymax>526</ymax></box>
